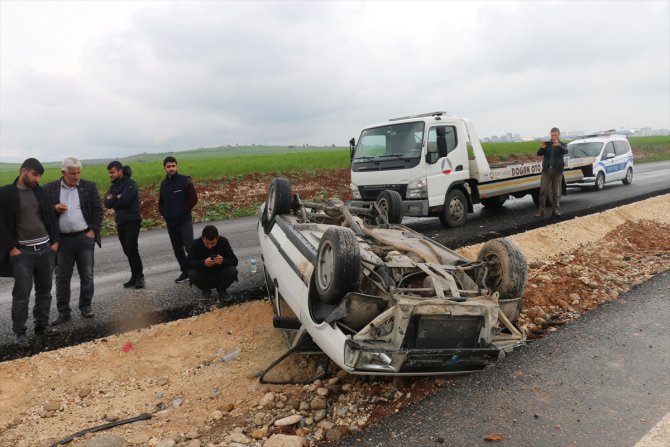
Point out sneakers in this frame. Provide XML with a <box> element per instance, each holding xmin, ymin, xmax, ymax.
<box><xmin>123</xmin><ymin>277</ymin><xmax>136</xmax><ymax>288</ymax></box>
<box><xmin>15</xmin><ymin>334</ymin><xmax>29</xmax><ymax>348</ymax></box>
<box><xmin>218</xmin><ymin>289</ymin><xmax>233</xmax><ymax>303</ymax></box>
<box><xmin>80</xmin><ymin>307</ymin><xmax>94</xmax><ymax>318</ymax></box>
<box><xmin>34</xmin><ymin>324</ymin><xmax>58</xmax><ymax>337</ymax></box>
<box><xmin>552</xmin><ymin>209</ymin><xmax>561</xmax><ymax>217</ymax></box>
<box><xmin>51</xmin><ymin>313</ymin><xmax>72</xmax><ymax>325</ymax></box>
<box><xmin>534</xmin><ymin>209</ymin><xmax>545</xmax><ymax>217</ymax></box>
<box><xmin>175</xmin><ymin>272</ymin><xmax>189</xmax><ymax>283</ymax></box>
<box><xmin>134</xmin><ymin>276</ymin><xmax>146</xmax><ymax>289</ymax></box>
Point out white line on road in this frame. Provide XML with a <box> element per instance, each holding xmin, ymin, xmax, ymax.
<box><xmin>634</xmin><ymin>412</ymin><xmax>670</xmax><ymax>447</ymax></box>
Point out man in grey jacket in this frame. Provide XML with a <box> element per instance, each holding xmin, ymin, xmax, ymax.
<box><xmin>44</xmin><ymin>157</ymin><xmax>103</xmax><ymax>324</ymax></box>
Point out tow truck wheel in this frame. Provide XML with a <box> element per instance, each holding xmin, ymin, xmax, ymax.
<box><xmin>477</xmin><ymin>238</ymin><xmax>528</xmax><ymax>321</ymax></box>
<box><xmin>266</xmin><ymin>177</ymin><xmax>292</xmax><ymax>220</ymax></box>
<box><xmin>315</xmin><ymin>227</ymin><xmax>361</xmax><ymax>305</ymax></box>
<box><xmin>439</xmin><ymin>189</ymin><xmax>467</xmax><ymax>227</ymax></box>
<box><xmin>376</xmin><ymin>190</ymin><xmax>403</xmax><ymax>224</ymax></box>
<box><xmin>622</xmin><ymin>168</ymin><xmax>633</xmax><ymax>185</ymax></box>
<box><xmin>594</xmin><ymin>172</ymin><xmax>605</xmax><ymax>191</ymax></box>
<box><xmin>481</xmin><ymin>195</ymin><xmax>508</xmax><ymax>208</ymax></box>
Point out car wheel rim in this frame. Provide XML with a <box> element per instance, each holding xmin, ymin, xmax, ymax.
<box><xmin>267</xmin><ymin>186</ymin><xmax>276</xmax><ymax>216</ymax></box>
<box><xmin>626</xmin><ymin>170</ymin><xmax>632</xmax><ymax>182</ymax></box>
<box><xmin>450</xmin><ymin>198</ymin><xmax>464</xmax><ymax>220</ymax></box>
<box><xmin>597</xmin><ymin>174</ymin><xmax>604</xmax><ymax>189</ymax></box>
<box><xmin>483</xmin><ymin>253</ymin><xmax>503</xmax><ymax>290</ymax></box>
<box><xmin>317</xmin><ymin>241</ymin><xmax>334</xmax><ymax>290</ymax></box>
<box><xmin>378</xmin><ymin>198</ymin><xmax>389</xmax><ymax>217</ymax></box>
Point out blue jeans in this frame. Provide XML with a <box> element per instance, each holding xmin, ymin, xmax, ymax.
<box><xmin>10</xmin><ymin>246</ymin><xmax>55</xmax><ymax>334</ymax></box>
<box><xmin>166</xmin><ymin>220</ymin><xmax>193</xmax><ymax>273</ymax></box>
<box><xmin>56</xmin><ymin>232</ymin><xmax>95</xmax><ymax>315</ymax></box>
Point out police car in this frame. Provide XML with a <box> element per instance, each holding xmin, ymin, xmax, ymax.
<box><xmin>567</xmin><ymin>132</ymin><xmax>634</xmax><ymax>191</ymax></box>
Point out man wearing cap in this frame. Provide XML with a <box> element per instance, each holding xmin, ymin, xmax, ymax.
<box><xmin>0</xmin><ymin>158</ymin><xmax>60</xmax><ymax>348</ymax></box>
<box><xmin>44</xmin><ymin>156</ymin><xmax>103</xmax><ymax>324</ymax></box>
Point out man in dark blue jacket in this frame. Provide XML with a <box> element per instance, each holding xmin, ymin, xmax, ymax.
<box><xmin>535</xmin><ymin>127</ymin><xmax>568</xmax><ymax>218</ymax></box>
<box><xmin>158</xmin><ymin>156</ymin><xmax>198</xmax><ymax>283</ymax></box>
<box><xmin>186</xmin><ymin>225</ymin><xmax>238</xmax><ymax>305</ymax></box>
<box><xmin>0</xmin><ymin>158</ymin><xmax>60</xmax><ymax>347</ymax></box>
<box><xmin>104</xmin><ymin>161</ymin><xmax>145</xmax><ymax>288</ymax></box>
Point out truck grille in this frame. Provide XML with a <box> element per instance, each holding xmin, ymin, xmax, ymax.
<box><xmin>359</xmin><ymin>184</ymin><xmax>407</xmax><ymax>201</ymax></box>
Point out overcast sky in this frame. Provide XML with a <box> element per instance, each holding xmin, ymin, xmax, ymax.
<box><xmin>1</xmin><ymin>0</ymin><xmax>668</xmax><ymax>163</ymax></box>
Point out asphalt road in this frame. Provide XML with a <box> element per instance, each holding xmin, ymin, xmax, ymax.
<box><xmin>0</xmin><ymin>160</ymin><xmax>668</xmax><ymax>360</ymax></box>
<box><xmin>337</xmin><ymin>269</ymin><xmax>670</xmax><ymax>447</ymax></box>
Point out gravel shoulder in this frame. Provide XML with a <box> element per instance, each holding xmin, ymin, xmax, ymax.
<box><xmin>1</xmin><ymin>195</ymin><xmax>669</xmax><ymax>447</ymax></box>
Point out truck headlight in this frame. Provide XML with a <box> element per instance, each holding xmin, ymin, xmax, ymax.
<box><xmin>350</xmin><ymin>184</ymin><xmax>362</xmax><ymax>200</ymax></box>
<box><xmin>406</xmin><ymin>178</ymin><xmax>427</xmax><ymax>199</ymax></box>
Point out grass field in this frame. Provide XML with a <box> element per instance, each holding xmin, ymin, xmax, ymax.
<box><xmin>1</xmin><ymin>136</ymin><xmax>667</xmax><ymax>189</ymax></box>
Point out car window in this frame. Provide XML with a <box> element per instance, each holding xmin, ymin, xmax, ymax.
<box><xmin>603</xmin><ymin>142</ymin><xmax>615</xmax><ymax>158</ymax></box>
<box><xmin>427</xmin><ymin>126</ymin><xmax>458</xmax><ymax>154</ymax></box>
<box><xmin>613</xmin><ymin>140</ymin><xmax>630</xmax><ymax>156</ymax></box>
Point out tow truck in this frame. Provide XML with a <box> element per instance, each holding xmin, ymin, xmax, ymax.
<box><xmin>349</xmin><ymin>111</ymin><xmax>595</xmax><ymax>227</ymax></box>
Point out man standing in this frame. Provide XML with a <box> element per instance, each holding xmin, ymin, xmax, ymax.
<box><xmin>158</xmin><ymin>156</ymin><xmax>198</xmax><ymax>283</ymax></box>
<box><xmin>0</xmin><ymin>158</ymin><xmax>60</xmax><ymax>347</ymax></box>
<box><xmin>104</xmin><ymin>161</ymin><xmax>145</xmax><ymax>288</ymax></box>
<box><xmin>535</xmin><ymin>127</ymin><xmax>568</xmax><ymax>217</ymax></box>
<box><xmin>44</xmin><ymin>157</ymin><xmax>103</xmax><ymax>324</ymax></box>
<box><xmin>186</xmin><ymin>225</ymin><xmax>238</xmax><ymax>305</ymax></box>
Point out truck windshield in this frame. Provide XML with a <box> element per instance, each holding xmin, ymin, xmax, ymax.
<box><xmin>568</xmin><ymin>142</ymin><xmax>603</xmax><ymax>158</ymax></box>
<box><xmin>354</xmin><ymin>122</ymin><xmax>424</xmax><ymax>161</ymax></box>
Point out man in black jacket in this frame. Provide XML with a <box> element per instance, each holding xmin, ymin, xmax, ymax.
<box><xmin>44</xmin><ymin>157</ymin><xmax>104</xmax><ymax>324</ymax></box>
<box><xmin>535</xmin><ymin>127</ymin><xmax>568</xmax><ymax>218</ymax></box>
<box><xmin>0</xmin><ymin>158</ymin><xmax>60</xmax><ymax>347</ymax></box>
<box><xmin>186</xmin><ymin>225</ymin><xmax>238</xmax><ymax>305</ymax></box>
<box><xmin>104</xmin><ymin>161</ymin><xmax>145</xmax><ymax>288</ymax></box>
<box><xmin>158</xmin><ymin>156</ymin><xmax>198</xmax><ymax>284</ymax></box>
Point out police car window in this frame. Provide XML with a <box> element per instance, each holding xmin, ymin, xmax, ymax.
<box><xmin>613</xmin><ymin>141</ymin><xmax>630</xmax><ymax>156</ymax></box>
<box><xmin>603</xmin><ymin>142</ymin><xmax>615</xmax><ymax>157</ymax></box>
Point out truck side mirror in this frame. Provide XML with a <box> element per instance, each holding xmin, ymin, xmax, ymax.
<box><xmin>349</xmin><ymin>138</ymin><xmax>356</xmax><ymax>160</ymax></box>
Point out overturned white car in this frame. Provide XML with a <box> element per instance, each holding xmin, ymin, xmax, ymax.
<box><xmin>258</xmin><ymin>177</ymin><xmax>527</xmax><ymax>376</ymax></box>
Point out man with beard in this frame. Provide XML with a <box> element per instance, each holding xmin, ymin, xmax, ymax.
<box><xmin>104</xmin><ymin>161</ymin><xmax>145</xmax><ymax>288</ymax></box>
<box><xmin>0</xmin><ymin>158</ymin><xmax>60</xmax><ymax>347</ymax></box>
<box><xmin>158</xmin><ymin>156</ymin><xmax>198</xmax><ymax>284</ymax></box>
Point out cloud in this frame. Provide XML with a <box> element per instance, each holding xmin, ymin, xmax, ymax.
<box><xmin>1</xmin><ymin>1</ymin><xmax>668</xmax><ymax>162</ymax></box>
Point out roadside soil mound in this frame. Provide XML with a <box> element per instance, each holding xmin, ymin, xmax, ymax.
<box><xmin>1</xmin><ymin>195</ymin><xmax>669</xmax><ymax>447</ymax></box>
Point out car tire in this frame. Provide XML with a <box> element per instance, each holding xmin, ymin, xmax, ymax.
<box><xmin>622</xmin><ymin>168</ymin><xmax>633</xmax><ymax>185</ymax></box>
<box><xmin>594</xmin><ymin>172</ymin><xmax>605</xmax><ymax>191</ymax></box>
<box><xmin>315</xmin><ymin>227</ymin><xmax>360</xmax><ymax>305</ymax></box>
<box><xmin>376</xmin><ymin>190</ymin><xmax>403</xmax><ymax>224</ymax></box>
<box><xmin>477</xmin><ymin>238</ymin><xmax>528</xmax><ymax>322</ymax></box>
<box><xmin>481</xmin><ymin>195</ymin><xmax>508</xmax><ymax>208</ymax></box>
<box><xmin>439</xmin><ymin>189</ymin><xmax>467</xmax><ymax>227</ymax></box>
<box><xmin>266</xmin><ymin>177</ymin><xmax>292</xmax><ymax>220</ymax></box>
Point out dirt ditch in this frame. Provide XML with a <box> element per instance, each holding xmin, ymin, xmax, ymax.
<box><xmin>1</xmin><ymin>195</ymin><xmax>669</xmax><ymax>447</ymax></box>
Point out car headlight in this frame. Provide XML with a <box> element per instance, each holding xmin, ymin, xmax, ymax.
<box><xmin>350</xmin><ymin>184</ymin><xmax>362</xmax><ymax>200</ymax></box>
<box><xmin>406</xmin><ymin>178</ymin><xmax>427</xmax><ymax>199</ymax></box>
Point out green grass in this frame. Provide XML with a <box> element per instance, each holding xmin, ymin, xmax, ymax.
<box><xmin>1</xmin><ymin>136</ymin><xmax>667</xmax><ymax>188</ymax></box>
<box><xmin>0</xmin><ymin>149</ymin><xmax>351</xmax><ymax>190</ymax></box>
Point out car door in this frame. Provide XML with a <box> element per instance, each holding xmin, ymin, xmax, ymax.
<box><xmin>611</xmin><ymin>140</ymin><xmax>631</xmax><ymax>180</ymax></box>
<box><xmin>600</xmin><ymin>141</ymin><xmax>616</xmax><ymax>181</ymax></box>
<box><xmin>425</xmin><ymin>124</ymin><xmax>467</xmax><ymax>207</ymax></box>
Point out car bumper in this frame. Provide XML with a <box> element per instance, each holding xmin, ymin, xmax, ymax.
<box><xmin>349</xmin><ymin>199</ymin><xmax>430</xmax><ymax>217</ymax></box>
